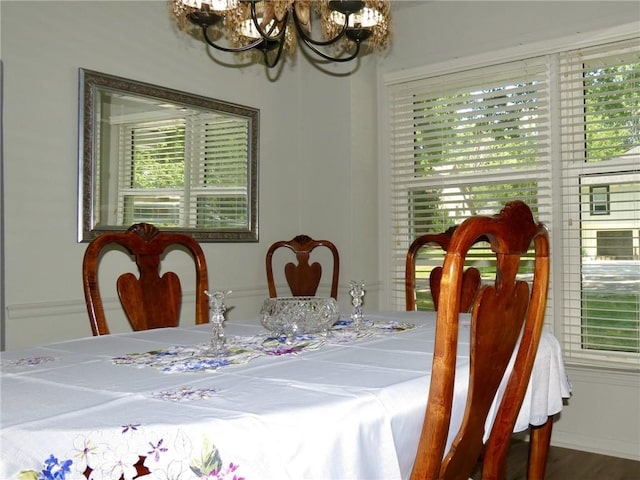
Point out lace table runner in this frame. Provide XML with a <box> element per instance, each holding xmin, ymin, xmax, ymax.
<box><xmin>112</xmin><ymin>319</ymin><xmax>415</xmax><ymax>373</ymax></box>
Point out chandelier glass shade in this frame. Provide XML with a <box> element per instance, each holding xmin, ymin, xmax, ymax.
<box><xmin>170</xmin><ymin>0</ymin><xmax>391</xmax><ymax>68</ymax></box>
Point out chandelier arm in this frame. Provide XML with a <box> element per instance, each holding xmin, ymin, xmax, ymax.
<box><xmin>200</xmin><ymin>25</ymin><xmax>265</xmax><ymax>53</ymax></box>
<box><xmin>262</xmin><ymin>33</ymin><xmax>287</xmax><ymax>68</ymax></box>
<box><xmin>299</xmin><ymin>37</ymin><xmax>362</xmax><ymax>63</ymax></box>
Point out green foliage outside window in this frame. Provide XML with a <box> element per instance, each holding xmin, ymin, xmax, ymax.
<box><xmin>584</xmin><ymin>64</ymin><xmax>640</xmax><ymax>161</ymax></box>
<box><xmin>132</xmin><ymin>126</ymin><xmax>185</xmax><ymax>188</ymax></box>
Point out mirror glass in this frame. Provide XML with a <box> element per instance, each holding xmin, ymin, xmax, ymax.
<box><xmin>78</xmin><ymin>69</ymin><xmax>259</xmax><ymax>242</ymax></box>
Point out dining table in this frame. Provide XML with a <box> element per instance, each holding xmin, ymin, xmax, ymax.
<box><xmin>0</xmin><ymin>310</ymin><xmax>571</xmax><ymax>480</ymax></box>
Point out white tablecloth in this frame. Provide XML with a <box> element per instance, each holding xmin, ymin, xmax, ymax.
<box><xmin>0</xmin><ymin>311</ymin><xmax>570</xmax><ymax>480</ymax></box>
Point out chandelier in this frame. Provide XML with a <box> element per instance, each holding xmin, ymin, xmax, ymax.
<box><xmin>171</xmin><ymin>0</ymin><xmax>391</xmax><ymax>68</ymax></box>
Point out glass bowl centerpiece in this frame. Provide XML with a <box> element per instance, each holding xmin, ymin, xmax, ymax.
<box><xmin>260</xmin><ymin>296</ymin><xmax>340</xmax><ymax>338</ymax></box>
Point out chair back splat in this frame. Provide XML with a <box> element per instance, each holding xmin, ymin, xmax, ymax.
<box><xmin>266</xmin><ymin>234</ymin><xmax>340</xmax><ymax>300</ymax></box>
<box><xmin>82</xmin><ymin>223</ymin><xmax>209</xmax><ymax>336</ymax></box>
<box><xmin>405</xmin><ymin>226</ymin><xmax>483</xmax><ymax>312</ymax></box>
<box><xmin>410</xmin><ymin>201</ymin><xmax>550</xmax><ymax>480</ymax></box>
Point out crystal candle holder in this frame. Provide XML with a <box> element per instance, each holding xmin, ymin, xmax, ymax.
<box><xmin>205</xmin><ymin>290</ymin><xmax>231</xmax><ymax>357</ymax></box>
<box><xmin>349</xmin><ymin>280</ymin><xmax>365</xmax><ymax>329</ymax></box>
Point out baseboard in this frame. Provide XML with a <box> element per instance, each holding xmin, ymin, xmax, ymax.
<box><xmin>551</xmin><ymin>431</ymin><xmax>640</xmax><ymax>461</ymax></box>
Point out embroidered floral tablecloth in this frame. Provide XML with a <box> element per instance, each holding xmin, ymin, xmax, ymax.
<box><xmin>4</xmin><ymin>318</ymin><xmax>416</xmax><ymax>480</ymax></box>
<box><xmin>1</xmin><ymin>312</ymin><xmax>570</xmax><ymax>480</ymax></box>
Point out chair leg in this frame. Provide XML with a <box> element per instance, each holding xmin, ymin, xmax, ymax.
<box><xmin>527</xmin><ymin>416</ymin><xmax>554</xmax><ymax>480</ymax></box>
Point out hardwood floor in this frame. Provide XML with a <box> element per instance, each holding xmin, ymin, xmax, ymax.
<box><xmin>471</xmin><ymin>440</ymin><xmax>640</xmax><ymax>479</ymax></box>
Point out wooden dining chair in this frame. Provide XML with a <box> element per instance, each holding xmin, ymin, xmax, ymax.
<box><xmin>405</xmin><ymin>226</ymin><xmax>482</xmax><ymax>312</ymax></box>
<box><xmin>266</xmin><ymin>234</ymin><xmax>340</xmax><ymax>299</ymax></box>
<box><xmin>410</xmin><ymin>200</ymin><xmax>551</xmax><ymax>480</ymax></box>
<box><xmin>82</xmin><ymin>222</ymin><xmax>210</xmax><ymax>336</ymax></box>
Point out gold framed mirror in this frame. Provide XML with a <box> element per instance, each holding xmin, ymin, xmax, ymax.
<box><xmin>78</xmin><ymin>69</ymin><xmax>259</xmax><ymax>242</ymax></box>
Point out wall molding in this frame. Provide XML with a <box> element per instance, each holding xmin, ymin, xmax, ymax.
<box><xmin>565</xmin><ymin>364</ymin><xmax>640</xmax><ymax>386</ymax></box>
<box><xmin>5</xmin><ymin>280</ymin><xmax>382</xmax><ymax>321</ymax></box>
<box><xmin>5</xmin><ymin>284</ymin><xmax>270</xmax><ymax>320</ymax></box>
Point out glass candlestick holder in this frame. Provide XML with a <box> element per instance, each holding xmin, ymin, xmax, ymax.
<box><xmin>205</xmin><ymin>290</ymin><xmax>231</xmax><ymax>357</ymax></box>
<box><xmin>349</xmin><ymin>280</ymin><xmax>365</xmax><ymax>329</ymax></box>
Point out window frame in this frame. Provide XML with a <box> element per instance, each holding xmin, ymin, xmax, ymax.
<box><xmin>589</xmin><ymin>185</ymin><xmax>610</xmax><ymax>215</ymax></box>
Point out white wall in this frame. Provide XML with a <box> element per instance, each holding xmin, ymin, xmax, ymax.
<box><xmin>0</xmin><ymin>0</ymin><xmax>380</xmax><ymax>348</ymax></box>
<box><xmin>377</xmin><ymin>1</ymin><xmax>640</xmax><ymax>461</ymax></box>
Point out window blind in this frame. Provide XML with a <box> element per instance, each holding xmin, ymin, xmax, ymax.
<box><xmin>387</xmin><ymin>39</ymin><xmax>640</xmax><ymax>368</ymax></box>
<box><xmin>188</xmin><ymin>113</ymin><xmax>250</xmax><ymax>229</ymax></box>
<box><xmin>116</xmin><ymin>112</ymin><xmax>251</xmax><ymax>230</ymax></box>
<box><xmin>119</xmin><ymin>118</ymin><xmax>186</xmax><ymax>226</ymax></box>
<box><xmin>387</xmin><ymin>58</ymin><xmax>552</xmax><ymax>312</ymax></box>
<box><xmin>559</xmin><ymin>39</ymin><xmax>640</xmax><ymax>366</ymax></box>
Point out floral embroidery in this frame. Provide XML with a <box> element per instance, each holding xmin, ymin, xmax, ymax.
<box><xmin>264</xmin><ymin>346</ymin><xmax>300</xmax><ymax>356</ymax></box>
<box><xmin>112</xmin><ymin>343</ymin><xmax>260</xmax><ymax>373</ymax></box>
<box><xmin>190</xmin><ymin>439</ymin><xmax>245</xmax><ymax>480</ymax></box>
<box><xmin>16</xmin><ymin>428</ymin><xmax>243</xmax><ymax>480</ymax></box>
<box><xmin>68</xmin><ymin>434</ymin><xmax>100</xmax><ymax>475</ymax></box>
<box><xmin>98</xmin><ymin>443</ymin><xmax>139</xmax><ymax>480</ymax></box>
<box><xmin>377</xmin><ymin>321</ymin><xmax>415</xmax><ymax>332</ymax></box>
<box><xmin>260</xmin><ymin>336</ymin><xmax>319</xmax><ymax>356</ymax></box>
<box><xmin>17</xmin><ymin>454</ymin><xmax>73</xmax><ymax>480</ymax></box>
<box><xmin>151</xmin><ymin>386</ymin><xmax>218</xmax><ymax>402</ymax></box>
<box><xmin>121</xmin><ymin>424</ymin><xmax>140</xmax><ymax>433</ymax></box>
<box><xmin>111</xmin><ymin>322</ymin><xmax>415</xmax><ymax>374</ymax></box>
<box><xmin>147</xmin><ymin>438</ymin><xmax>168</xmax><ymax>462</ymax></box>
<box><xmin>7</xmin><ymin>356</ymin><xmax>57</xmax><ymax>367</ymax></box>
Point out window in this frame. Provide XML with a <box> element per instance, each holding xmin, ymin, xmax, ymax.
<box><xmin>117</xmin><ymin>113</ymin><xmax>249</xmax><ymax>230</ymax></box>
<box><xmin>386</xmin><ymin>38</ymin><xmax>640</xmax><ymax>368</ymax></box>
<box><xmin>589</xmin><ymin>185</ymin><xmax>610</xmax><ymax>215</ymax></box>
<box><xmin>596</xmin><ymin>230</ymin><xmax>633</xmax><ymax>259</ymax></box>
<box><xmin>560</xmin><ymin>40</ymin><xmax>640</xmax><ymax>364</ymax></box>
<box><xmin>386</xmin><ymin>57</ymin><xmax>552</xmax><ymax>314</ymax></box>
